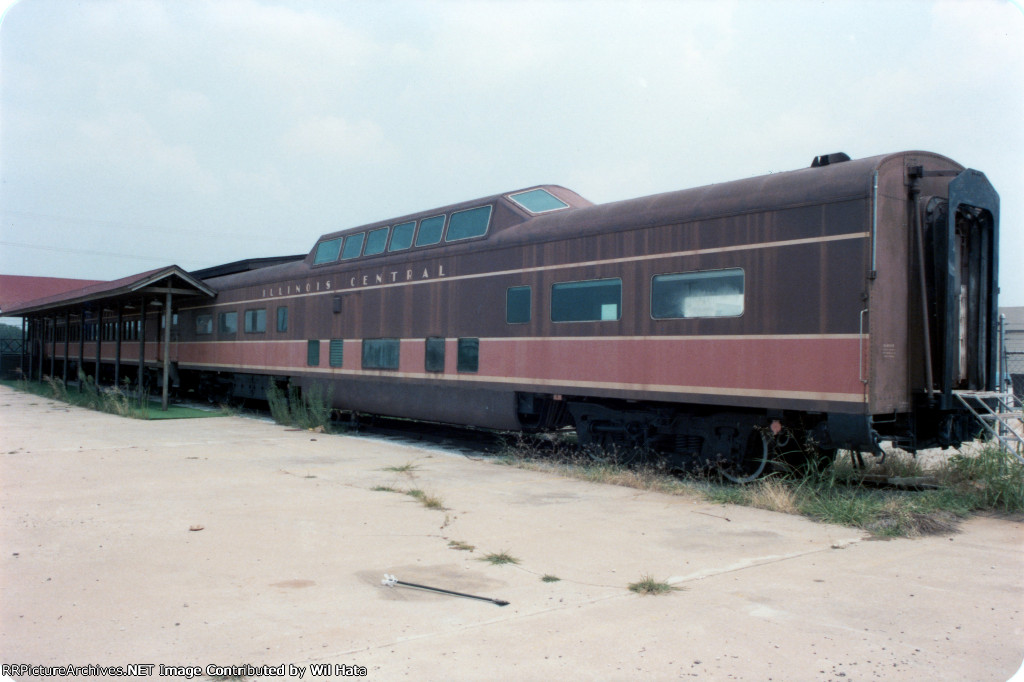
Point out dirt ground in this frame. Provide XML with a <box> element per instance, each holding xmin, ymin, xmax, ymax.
<box><xmin>1</xmin><ymin>385</ymin><xmax>1022</xmax><ymax>681</ymax></box>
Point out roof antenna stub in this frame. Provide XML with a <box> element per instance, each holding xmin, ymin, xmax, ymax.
<box><xmin>811</xmin><ymin>152</ymin><xmax>851</xmax><ymax>168</ymax></box>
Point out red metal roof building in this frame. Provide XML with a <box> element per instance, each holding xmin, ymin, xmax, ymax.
<box><xmin>0</xmin><ymin>274</ymin><xmax>106</xmax><ymax>312</ymax></box>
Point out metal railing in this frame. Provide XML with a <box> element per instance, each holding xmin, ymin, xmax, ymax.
<box><xmin>954</xmin><ymin>390</ymin><xmax>1024</xmax><ymax>462</ymax></box>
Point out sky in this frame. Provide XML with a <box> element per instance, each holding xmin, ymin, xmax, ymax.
<box><xmin>1</xmin><ymin>0</ymin><xmax>1022</xmax><ymax>307</ymax></box>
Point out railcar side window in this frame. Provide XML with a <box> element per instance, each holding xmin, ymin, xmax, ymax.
<box><xmin>551</xmin><ymin>279</ymin><xmax>622</xmax><ymax>322</ymax></box>
<box><xmin>415</xmin><ymin>215</ymin><xmax>445</xmax><ymax>247</ymax></box>
<box><xmin>457</xmin><ymin>338</ymin><xmax>479</xmax><ymax>373</ymax></box>
<box><xmin>425</xmin><ymin>337</ymin><xmax>445</xmax><ymax>372</ymax></box>
<box><xmin>244</xmin><ymin>309</ymin><xmax>266</xmax><ymax>333</ymax></box>
<box><xmin>508</xmin><ymin>188</ymin><xmax>569</xmax><ymax>214</ymax></box>
<box><xmin>341</xmin><ymin>233</ymin><xmax>365</xmax><ymax>260</ymax></box>
<box><xmin>277</xmin><ymin>306</ymin><xmax>288</xmax><ymax>333</ymax></box>
<box><xmin>219</xmin><ymin>311</ymin><xmax>238</xmax><ymax>334</ymax></box>
<box><xmin>364</xmin><ymin>227</ymin><xmax>390</xmax><ymax>256</ymax></box>
<box><xmin>307</xmin><ymin>340</ymin><xmax>320</xmax><ymax>366</ymax></box>
<box><xmin>506</xmin><ymin>286</ymin><xmax>531</xmax><ymax>324</ymax></box>
<box><xmin>195</xmin><ymin>314</ymin><xmax>213</xmax><ymax>335</ymax></box>
<box><xmin>329</xmin><ymin>339</ymin><xmax>344</xmax><ymax>367</ymax></box>
<box><xmin>362</xmin><ymin>338</ymin><xmax>400</xmax><ymax>370</ymax></box>
<box><xmin>314</xmin><ymin>237</ymin><xmax>342</xmax><ymax>264</ymax></box>
<box><xmin>389</xmin><ymin>221</ymin><xmax>415</xmax><ymax>251</ymax></box>
<box><xmin>445</xmin><ymin>206</ymin><xmax>492</xmax><ymax>242</ymax></box>
<box><xmin>651</xmin><ymin>268</ymin><xmax>745</xmax><ymax>319</ymax></box>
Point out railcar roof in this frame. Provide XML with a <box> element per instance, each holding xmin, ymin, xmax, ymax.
<box><xmin>491</xmin><ymin>151</ymin><xmax>965</xmax><ymax>246</ymax></box>
<box><xmin>304</xmin><ymin>185</ymin><xmax>592</xmax><ymax>266</ymax></box>
<box><xmin>301</xmin><ymin>151</ymin><xmax>965</xmax><ymax>263</ymax></box>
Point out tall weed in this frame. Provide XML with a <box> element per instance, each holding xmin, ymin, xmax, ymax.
<box><xmin>265</xmin><ymin>379</ymin><xmax>334</xmax><ymax>431</ymax></box>
<box><xmin>941</xmin><ymin>445</ymin><xmax>1024</xmax><ymax>512</ymax></box>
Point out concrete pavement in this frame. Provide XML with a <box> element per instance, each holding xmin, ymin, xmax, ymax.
<box><xmin>1</xmin><ymin>385</ymin><xmax>1022</xmax><ymax>680</ymax></box>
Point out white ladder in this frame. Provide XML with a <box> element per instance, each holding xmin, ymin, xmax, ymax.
<box><xmin>953</xmin><ymin>390</ymin><xmax>1024</xmax><ymax>463</ymax></box>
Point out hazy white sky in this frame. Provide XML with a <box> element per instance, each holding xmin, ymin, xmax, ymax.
<box><xmin>1</xmin><ymin>0</ymin><xmax>1022</xmax><ymax>304</ymax></box>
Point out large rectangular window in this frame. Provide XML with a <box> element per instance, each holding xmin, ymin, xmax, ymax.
<box><xmin>651</xmin><ymin>268</ymin><xmax>744</xmax><ymax>319</ymax></box>
<box><xmin>362</xmin><ymin>338</ymin><xmax>400</xmax><ymax>370</ymax></box>
<box><xmin>389</xmin><ymin>221</ymin><xmax>415</xmax><ymax>251</ymax></box>
<box><xmin>445</xmin><ymin>205</ymin><xmax>492</xmax><ymax>242</ymax></box>
<box><xmin>551</xmin><ymin>278</ymin><xmax>621</xmax><ymax>322</ymax></box>
<box><xmin>313</xmin><ymin>238</ymin><xmax>342</xmax><ymax>264</ymax></box>
<box><xmin>425</xmin><ymin>337</ymin><xmax>445</xmax><ymax>372</ymax></box>
<box><xmin>342</xmin><ymin>233</ymin><xmax>365</xmax><ymax>260</ymax></box>
<box><xmin>329</xmin><ymin>339</ymin><xmax>344</xmax><ymax>367</ymax></box>
<box><xmin>244</xmin><ymin>309</ymin><xmax>266</xmax><ymax>333</ymax></box>
<box><xmin>219</xmin><ymin>311</ymin><xmax>238</xmax><ymax>334</ymax></box>
<box><xmin>508</xmin><ymin>188</ymin><xmax>569</xmax><ymax>214</ymax></box>
<box><xmin>195</xmin><ymin>314</ymin><xmax>213</xmax><ymax>335</ymax></box>
<box><xmin>415</xmin><ymin>215</ymin><xmax>445</xmax><ymax>246</ymax></box>
<box><xmin>506</xmin><ymin>286</ymin><xmax>531</xmax><ymax>324</ymax></box>
<box><xmin>457</xmin><ymin>338</ymin><xmax>479</xmax><ymax>373</ymax></box>
<box><xmin>364</xmin><ymin>227</ymin><xmax>389</xmax><ymax>256</ymax></box>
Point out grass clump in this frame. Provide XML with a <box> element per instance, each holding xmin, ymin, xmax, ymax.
<box><xmin>448</xmin><ymin>540</ymin><xmax>475</xmax><ymax>552</ymax></box>
<box><xmin>628</xmin><ymin>575</ymin><xmax>678</xmax><ymax>596</ymax></box>
<box><xmin>10</xmin><ymin>373</ymin><xmax>150</xmax><ymax>419</ymax></box>
<box><xmin>480</xmin><ymin>551</ymin><xmax>520</xmax><ymax>566</ymax></box>
<box><xmin>383</xmin><ymin>461</ymin><xmax>420</xmax><ymax>474</ymax></box>
<box><xmin>266</xmin><ymin>380</ymin><xmax>334</xmax><ymax>431</ymax></box>
<box><xmin>541</xmin><ymin>574</ymin><xmax>561</xmax><ymax>583</ymax></box>
<box><xmin>405</xmin><ymin>489</ymin><xmax>446</xmax><ymax>510</ymax></box>
<box><xmin>372</xmin><ymin>485</ymin><xmax>447</xmax><ymax>510</ymax></box>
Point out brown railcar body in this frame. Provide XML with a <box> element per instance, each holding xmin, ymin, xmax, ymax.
<box><xmin>13</xmin><ymin>151</ymin><xmax>999</xmax><ymax>472</ymax></box>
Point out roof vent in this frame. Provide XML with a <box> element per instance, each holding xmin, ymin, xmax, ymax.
<box><xmin>811</xmin><ymin>152</ymin><xmax>851</xmax><ymax>168</ymax></box>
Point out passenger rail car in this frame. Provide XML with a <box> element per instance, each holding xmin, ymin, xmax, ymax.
<box><xmin>39</xmin><ymin>151</ymin><xmax>1002</xmax><ymax>479</ymax></box>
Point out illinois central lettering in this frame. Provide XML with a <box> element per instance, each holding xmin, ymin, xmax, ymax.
<box><xmin>260</xmin><ymin>264</ymin><xmax>447</xmax><ymax>299</ymax></box>
<box><xmin>261</xmin><ymin>279</ymin><xmax>332</xmax><ymax>298</ymax></box>
<box><xmin>348</xmin><ymin>264</ymin><xmax>446</xmax><ymax>289</ymax></box>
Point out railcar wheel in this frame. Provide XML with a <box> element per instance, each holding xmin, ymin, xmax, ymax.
<box><xmin>719</xmin><ymin>429</ymin><xmax>770</xmax><ymax>484</ymax></box>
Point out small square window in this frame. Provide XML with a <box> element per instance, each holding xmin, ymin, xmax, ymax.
<box><xmin>195</xmin><ymin>314</ymin><xmax>213</xmax><ymax>335</ymax></box>
<box><xmin>219</xmin><ymin>311</ymin><xmax>238</xmax><ymax>334</ymax></box>
<box><xmin>244</xmin><ymin>309</ymin><xmax>266</xmax><ymax>333</ymax></box>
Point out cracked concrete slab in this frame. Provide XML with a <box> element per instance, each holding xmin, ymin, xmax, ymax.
<box><xmin>1</xmin><ymin>385</ymin><xmax>1022</xmax><ymax>680</ymax></box>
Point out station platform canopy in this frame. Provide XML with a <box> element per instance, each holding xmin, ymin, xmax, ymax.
<box><xmin>3</xmin><ymin>265</ymin><xmax>216</xmax><ymax>411</ymax></box>
<box><xmin>0</xmin><ymin>265</ymin><xmax>214</xmax><ymax>318</ymax></box>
